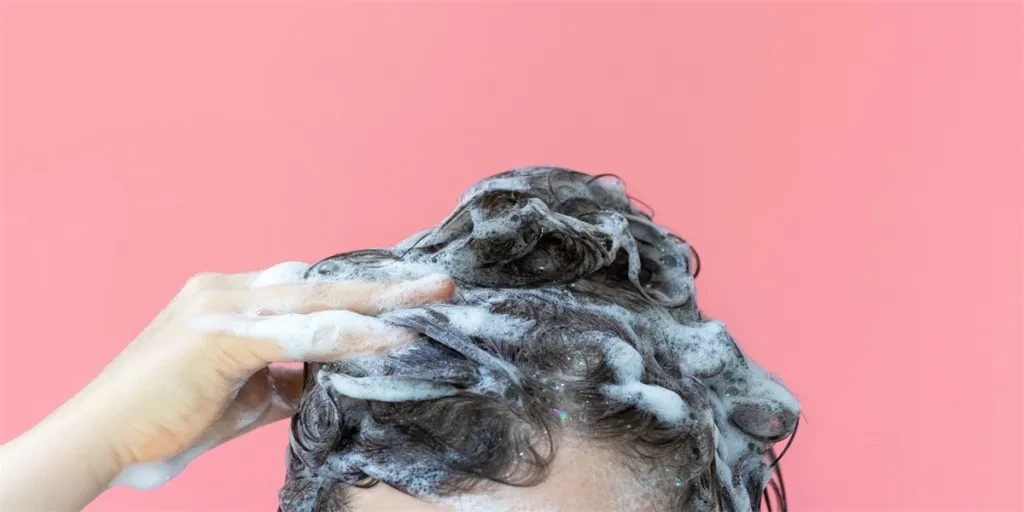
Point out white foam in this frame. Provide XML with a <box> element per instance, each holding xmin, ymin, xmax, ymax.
<box><xmin>716</xmin><ymin>359</ymin><xmax>802</xmax><ymax>440</ymax></box>
<box><xmin>374</xmin><ymin>274</ymin><xmax>453</xmax><ymax>309</ymax></box>
<box><xmin>596</xmin><ymin>333</ymin><xmax>644</xmax><ymax>383</ymax></box>
<box><xmin>318</xmin><ymin>371</ymin><xmax>458</xmax><ymax>402</ymax></box>
<box><xmin>251</xmin><ymin>261</ymin><xmax>313</xmax><ymax>288</ymax></box>
<box><xmin>457</xmin><ymin>174</ymin><xmax>532</xmax><ymax>205</ymax></box>
<box><xmin>436</xmin><ymin>305</ymin><xmax>534</xmax><ymax>342</ymax></box>
<box><xmin>272</xmin><ymin>169</ymin><xmax>801</xmax><ymax>509</ymax></box>
<box><xmin>112</xmin><ymin>368</ymin><xmax>300</xmax><ymax>490</ymax></box>
<box><xmin>602</xmin><ymin>381</ymin><xmax>687</xmax><ymax>425</ymax></box>
<box><xmin>321</xmin><ymin>258</ymin><xmax>448</xmax><ymax>284</ymax></box>
<box><xmin>593</xmin><ymin>213</ymin><xmax>630</xmax><ymax>255</ymax></box>
<box><xmin>708</xmin><ymin>395</ymin><xmax>754</xmax><ymax>512</ymax></box>
<box><xmin>375</xmin><ymin>261</ymin><xmax>450</xmax><ymax>281</ymax></box>
<box><xmin>190</xmin><ymin>310</ymin><xmax>417</xmax><ymax>360</ymax></box>
<box><xmin>573</xmin><ymin>330</ymin><xmax>691</xmax><ymax>426</ymax></box>
<box><xmin>670</xmin><ymin>320</ymin><xmax>737</xmax><ymax>376</ymax></box>
<box><xmin>474</xmin><ymin>366</ymin><xmax>507</xmax><ymax>395</ymax></box>
<box><xmin>112</xmin><ymin>370</ymin><xmax>293</xmax><ymax>490</ymax></box>
<box><xmin>111</xmin><ymin>440</ymin><xmax>216</xmax><ymax>490</ymax></box>
<box><xmin>333</xmin><ymin>448</ymin><xmax>447</xmax><ymax>497</ymax></box>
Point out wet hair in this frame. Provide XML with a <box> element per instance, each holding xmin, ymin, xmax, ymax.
<box><xmin>279</xmin><ymin>167</ymin><xmax>800</xmax><ymax>511</ymax></box>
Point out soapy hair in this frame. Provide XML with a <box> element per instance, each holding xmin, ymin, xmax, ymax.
<box><xmin>279</xmin><ymin>167</ymin><xmax>800</xmax><ymax>511</ymax></box>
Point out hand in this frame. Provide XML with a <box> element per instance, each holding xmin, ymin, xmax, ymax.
<box><xmin>0</xmin><ymin>262</ymin><xmax>454</xmax><ymax>510</ymax></box>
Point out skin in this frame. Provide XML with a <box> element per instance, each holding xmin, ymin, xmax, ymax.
<box><xmin>0</xmin><ymin>267</ymin><xmax>455</xmax><ymax>511</ymax></box>
<box><xmin>0</xmin><ymin>265</ymin><xmax>658</xmax><ymax>512</ymax></box>
<box><xmin>347</xmin><ymin>437</ymin><xmax>667</xmax><ymax>512</ymax></box>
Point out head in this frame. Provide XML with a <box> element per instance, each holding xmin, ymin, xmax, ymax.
<box><xmin>279</xmin><ymin>167</ymin><xmax>800</xmax><ymax>511</ymax></box>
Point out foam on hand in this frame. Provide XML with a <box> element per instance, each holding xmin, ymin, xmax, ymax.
<box><xmin>251</xmin><ymin>261</ymin><xmax>313</xmax><ymax>288</ymax></box>
<box><xmin>374</xmin><ymin>274</ymin><xmax>456</xmax><ymax>310</ymax></box>
<box><xmin>112</xmin><ymin>440</ymin><xmax>216</xmax><ymax>490</ymax></box>
<box><xmin>114</xmin><ymin>261</ymin><xmax>437</xmax><ymax>491</ymax></box>
<box><xmin>190</xmin><ymin>310</ymin><xmax>419</xmax><ymax>360</ymax></box>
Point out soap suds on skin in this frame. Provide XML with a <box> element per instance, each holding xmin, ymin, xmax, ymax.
<box><xmin>113</xmin><ymin>369</ymin><xmax>291</xmax><ymax>490</ymax></box>
<box><xmin>250</xmin><ymin>261</ymin><xmax>451</xmax><ymax>316</ymax></box>
<box><xmin>312</xmin><ymin>258</ymin><xmax>447</xmax><ymax>284</ymax></box>
<box><xmin>189</xmin><ymin>310</ymin><xmax>419</xmax><ymax>360</ymax></box>
<box><xmin>374</xmin><ymin>274</ymin><xmax>455</xmax><ymax>310</ymax></box>
<box><xmin>251</xmin><ymin>261</ymin><xmax>314</xmax><ymax>288</ymax></box>
<box><xmin>112</xmin><ymin>440</ymin><xmax>217</xmax><ymax>490</ymax></box>
<box><xmin>115</xmin><ymin>262</ymin><xmax>435</xmax><ymax>490</ymax></box>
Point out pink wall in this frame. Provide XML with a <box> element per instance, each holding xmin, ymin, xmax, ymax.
<box><xmin>1</xmin><ymin>3</ymin><xmax>1020</xmax><ymax>511</ymax></box>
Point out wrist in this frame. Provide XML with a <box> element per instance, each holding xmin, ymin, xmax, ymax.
<box><xmin>39</xmin><ymin>392</ymin><xmax>131</xmax><ymax>484</ymax></box>
<box><xmin>0</xmin><ymin>394</ymin><xmax>127</xmax><ymax>511</ymax></box>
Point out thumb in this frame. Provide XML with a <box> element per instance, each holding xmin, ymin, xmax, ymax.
<box><xmin>111</xmin><ymin>366</ymin><xmax>304</xmax><ymax>490</ymax></box>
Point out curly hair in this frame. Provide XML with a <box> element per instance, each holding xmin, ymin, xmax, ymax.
<box><xmin>278</xmin><ymin>167</ymin><xmax>800</xmax><ymax>511</ymax></box>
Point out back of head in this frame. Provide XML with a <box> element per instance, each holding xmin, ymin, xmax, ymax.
<box><xmin>279</xmin><ymin>167</ymin><xmax>800</xmax><ymax>511</ymax></box>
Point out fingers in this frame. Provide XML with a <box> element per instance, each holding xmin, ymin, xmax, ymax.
<box><xmin>176</xmin><ymin>272</ymin><xmax>222</xmax><ymax>299</ymax></box>
<box><xmin>112</xmin><ymin>366</ymin><xmax>302</xmax><ymax>490</ymax></box>
<box><xmin>189</xmin><ymin>366</ymin><xmax>305</xmax><ymax>459</ymax></box>
<box><xmin>183</xmin><ymin>264</ymin><xmax>451</xmax><ymax>374</ymax></box>
<box><xmin>247</xmin><ymin>261</ymin><xmax>312</xmax><ymax>289</ymax></box>
<box><xmin>178</xmin><ymin>261</ymin><xmax>313</xmax><ymax>295</ymax></box>
<box><xmin>178</xmin><ymin>262</ymin><xmax>311</xmax><ymax>294</ymax></box>
<box><xmin>224</xmin><ymin>366</ymin><xmax>303</xmax><ymax>431</ymax></box>
<box><xmin>228</xmin><ymin>274</ymin><xmax>455</xmax><ymax>316</ymax></box>
<box><xmin>224</xmin><ymin>367</ymin><xmax>299</xmax><ymax>435</ymax></box>
<box><xmin>184</xmin><ymin>261</ymin><xmax>455</xmax><ymax>316</ymax></box>
<box><xmin>193</xmin><ymin>309</ymin><xmax>421</xmax><ymax>364</ymax></box>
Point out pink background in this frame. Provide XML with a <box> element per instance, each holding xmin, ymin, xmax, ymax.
<box><xmin>1</xmin><ymin>2</ymin><xmax>1021</xmax><ymax>511</ymax></box>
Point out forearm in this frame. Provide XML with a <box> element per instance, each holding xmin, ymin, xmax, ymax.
<box><xmin>0</xmin><ymin>395</ymin><xmax>125</xmax><ymax>511</ymax></box>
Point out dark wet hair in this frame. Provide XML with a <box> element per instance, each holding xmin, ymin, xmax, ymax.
<box><xmin>279</xmin><ymin>167</ymin><xmax>799</xmax><ymax>511</ymax></box>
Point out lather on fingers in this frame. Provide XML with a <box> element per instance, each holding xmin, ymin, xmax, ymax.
<box><xmin>228</xmin><ymin>274</ymin><xmax>455</xmax><ymax>316</ymax></box>
<box><xmin>201</xmin><ymin>261</ymin><xmax>455</xmax><ymax>316</ymax></box>
<box><xmin>193</xmin><ymin>307</ymin><xmax>428</xmax><ymax>365</ymax></box>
